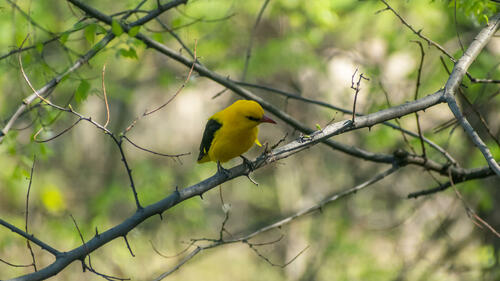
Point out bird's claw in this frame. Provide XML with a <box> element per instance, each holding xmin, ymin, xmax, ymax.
<box><xmin>240</xmin><ymin>155</ymin><xmax>255</xmax><ymax>172</ymax></box>
<box><xmin>217</xmin><ymin>161</ymin><xmax>231</xmax><ymax>178</ymax></box>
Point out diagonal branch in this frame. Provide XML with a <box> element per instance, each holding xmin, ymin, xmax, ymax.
<box><xmin>443</xmin><ymin>13</ymin><xmax>500</xmax><ymax>176</ymax></box>
<box><xmin>0</xmin><ymin>219</ymin><xmax>61</xmax><ymax>257</ymax></box>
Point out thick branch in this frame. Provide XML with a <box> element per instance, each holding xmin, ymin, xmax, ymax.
<box><xmin>443</xmin><ymin>13</ymin><xmax>500</xmax><ymax>176</ymax></box>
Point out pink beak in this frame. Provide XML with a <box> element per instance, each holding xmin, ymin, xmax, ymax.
<box><xmin>260</xmin><ymin>115</ymin><xmax>276</xmax><ymax>124</ymax></box>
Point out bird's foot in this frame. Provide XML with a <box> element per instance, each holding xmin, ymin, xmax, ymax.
<box><xmin>240</xmin><ymin>155</ymin><xmax>255</xmax><ymax>172</ymax></box>
<box><xmin>217</xmin><ymin>161</ymin><xmax>231</xmax><ymax>178</ymax></box>
<box><xmin>240</xmin><ymin>156</ymin><xmax>259</xmax><ymax>186</ymax></box>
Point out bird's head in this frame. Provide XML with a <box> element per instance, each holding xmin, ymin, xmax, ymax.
<box><xmin>230</xmin><ymin>100</ymin><xmax>276</xmax><ymax>128</ymax></box>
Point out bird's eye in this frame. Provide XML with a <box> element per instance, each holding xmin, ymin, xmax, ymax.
<box><xmin>246</xmin><ymin>116</ymin><xmax>260</xmax><ymax>122</ymax></box>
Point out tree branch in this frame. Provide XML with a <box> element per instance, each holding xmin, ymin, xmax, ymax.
<box><xmin>443</xmin><ymin>13</ymin><xmax>500</xmax><ymax>176</ymax></box>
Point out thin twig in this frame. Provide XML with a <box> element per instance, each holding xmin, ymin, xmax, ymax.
<box><xmin>120</xmin><ymin>0</ymin><xmax>148</xmax><ymax>20</ymax></box>
<box><xmin>115</xmin><ymin>139</ymin><xmax>142</xmax><ymax>210</ymax></box>
<box><xmin>18</xmin><ymin>36</ymin><xmax>70</xmax><ymax>112</ymax></box>
<box><xmin>123</xmin><ymin>236</ymin><xmax>135</xmax><ymax>257</ymax></box>
<box><xmin>350</xmin><ymin>68</ymin><xmax>369</xmax><ymax>123</ymax></box>
<box><xmin>34</xmin><ymin>118</ymin><xmax>83</xmax><ymax>143</ymax></box>
<box><xmin>143</xmin><ymin>39</ymin><xmax>197</xmax><ymax>116</ymax></box>
<box><xmin>69</xmin><ymin>214</ymin><xmax>89</xmax><ymax>257</ymax></box>
<box><xmin>102</xmin><ymin>64</ymin><xmax>110</xmax><ymax>128</ymax></box>
<box><xmin>18</xmin><ymin>35</ymin><xmax>53</xmax><ymax>106</ymax></box>
<box><xmin>407</xmin><ymin>162</ymin><xmax>498</xmax><ymax>198</ymax></box>
<box><xmin>453</xmin><ymin>0</ymin><xmax>465</xmax><ymax>52</ymax></box>
<box><xmin>241</xmin><ymin>0</ymin><xmax>270</xmax><ymax>81</ymax></box>
<box><xmin>249</xmin><ymin>235</ymin><xmax>284</xmax><ymax>246</ymax></box>
<box><xmin>150</xmin><ymin>240</ymin><xmax>196</xmax><ymax>259</ymax></box>
<box><xmin>25</xmin><ymin>156</ymin><xmax>37</xmax><ymax>272</ymax></box>
<box><xmin>153</xmin><ymin>18</ymin><xmax>196</xmax><ymax>59</ymax></box>
<box><xmin>122</xmin><ymin>135</ymin><xmax>190</xmax><ymax>159</ymax></box>
<box><xmin>449</xmin><ymin>170</ymin><xmax>500</xmax><ymax>237</ymax></box>
<box><xmin>0</xmin><ymin>258</ymin><xmax>33</xmax><ymax>268</ymax></box>
<box><xmin>246</xmin><ymin>242</ymin><xmax>309</xmax><ymax>268</ymax></box>
<box><xmin>380</xmin><ymin>82</ymin><xmax>417</xmax><ymax>155</ymax></box>
<box><xmin>411</xmin><ymin>41</ymin><xmax>427</xmax><ymax>158</ymax></box>
<box><xmin>152</xmin><ymin>247</ymin><xmax>202</xmax><ymax>281</ymax></box>
<box><xmin>379</xmin><ymin>0</ymin><xmax>456</xmax><ymax>62</ymax></box>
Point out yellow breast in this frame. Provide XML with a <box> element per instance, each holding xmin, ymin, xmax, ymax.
<box><xmin>209</xmin><ymin>125</ymin><xmax>258</xmax><ymax>163</ymax></box>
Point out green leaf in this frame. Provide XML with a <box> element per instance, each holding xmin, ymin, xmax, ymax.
<box><xmin>127</xmin><ymin>47</ymin><xmax>138</xmax><ymax>59</ymax></box>
<box><xmin>23</xmin><ymin>53</ymin><xmax>32</xmax><ymax>64</ymax></box>
<box><xmin>35</xmin><ymin>42</ymin><xmax>44</xmax><ymax>53</ymax></box>
<box><xmin>111</xmin><ymin>19</ymin><xmax>123</xmax><ymax>36</ymax></box>
<box><xmin>84</xmin><ymin>23</ymin><xmax>97</xmax><ymax>44</ymax></box>
<box><xmin>75</xmin><ymin>80</ymin><xmax>91</xmax><ymax>103</ymax></box>
<box><xmin>171</xmin><ymin>18</ymin><xmax>182</xmax><ymax>27</ymax></box>
<box><xmin>483</xmin><ymin>15</ymin><xmax>489</xmax><ymax>25</ymax></box>
<box><xmin>95</xmin><ymin>24</ymin><xmax>107</xmax><ymax>35</ymax></box>
<box><xmin>128</xmin><ymin>26</ymin><xmax>140</xmax><ymax>37</ymax></box>
<box><xmin>118</xmin><ymin>47</ymin><xmax>138</xmax><ymax>59</ymax></box>
<box><xmin>152</xmin><ymin>33</ymin><xmax>164</xmax><ymax>43</ymax></box>
<box><xmin>59</xmin><ymin>32</ymin><xmax>69</xmax><ymax>44</ymax></box>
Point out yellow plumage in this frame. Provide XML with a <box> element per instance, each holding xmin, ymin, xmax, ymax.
<box><xmin>197</xmin><ymin>100</ymin><xmax>276</xmax><ymax>168</ymax></box>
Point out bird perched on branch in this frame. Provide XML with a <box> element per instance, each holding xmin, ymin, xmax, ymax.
<box><xmin>197</xmin><ymin>100</ymin><xmax>276</xmax><ymax>175</ymax></box>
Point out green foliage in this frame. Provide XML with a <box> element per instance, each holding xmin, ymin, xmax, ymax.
<box><xmin>59</xmin><ymin>32</ymin><xmax>69</xmax><ymax>44</ymax></box>
<box><xmin>74</xmin><ymin>80</ymin><xmax>91</xmax><ymax>103</ymax></box>
<box><xmin>117</xmin><ymin>47</ymin><xmax>138</xmax><ymax>59</ymax></box>
<box><xmin>451</xmin><ymin>0</ymin><xmax>499</xmax><ymax>23</ymax></box>
<box><xmin>84</xmin><ymin>23</ymin><xmax>97</xmax><ymax>44</ymax></box>
<box><xmin>128</xmin><ymin>26</ymin><xmax>140</xmax><ymax>37</ymax></box>
<box><xmin>111</xmin><ymin>19</ymin><xmax>124</xmax><ymax>36</ymax></box>
<box><xmin>35</xmin><ymin>42</ymin><xmax>44</xmax><ymax>53</ymax></box>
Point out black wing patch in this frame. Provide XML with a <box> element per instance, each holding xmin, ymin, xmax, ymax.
<box><xmin>198</xmin><ymin>118</ymin><xmax>222</xmax><ymax>161</ymax></box>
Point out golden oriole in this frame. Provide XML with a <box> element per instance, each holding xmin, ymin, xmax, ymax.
<box><xmin>197</xmin><ymin>100</ymin><xmax>276</xmax><ymax>174</ymax></box>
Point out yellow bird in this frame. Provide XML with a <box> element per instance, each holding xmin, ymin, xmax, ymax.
<box><xmin>197</xmin><ymin>100</ymin><xmax>276</xmax><ymax>174</ymax></box>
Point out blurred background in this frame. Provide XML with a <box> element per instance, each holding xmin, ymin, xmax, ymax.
<box><xmin>0</xmin><ymin>0</ymin><xmax>499</xmax><ymax>280</ymax></box>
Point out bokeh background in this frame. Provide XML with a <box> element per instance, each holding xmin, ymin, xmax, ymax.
<box><xmin>1</xmin><ymin>0</ymin><xmax>499</xmax><ymax>280</ymax></box>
